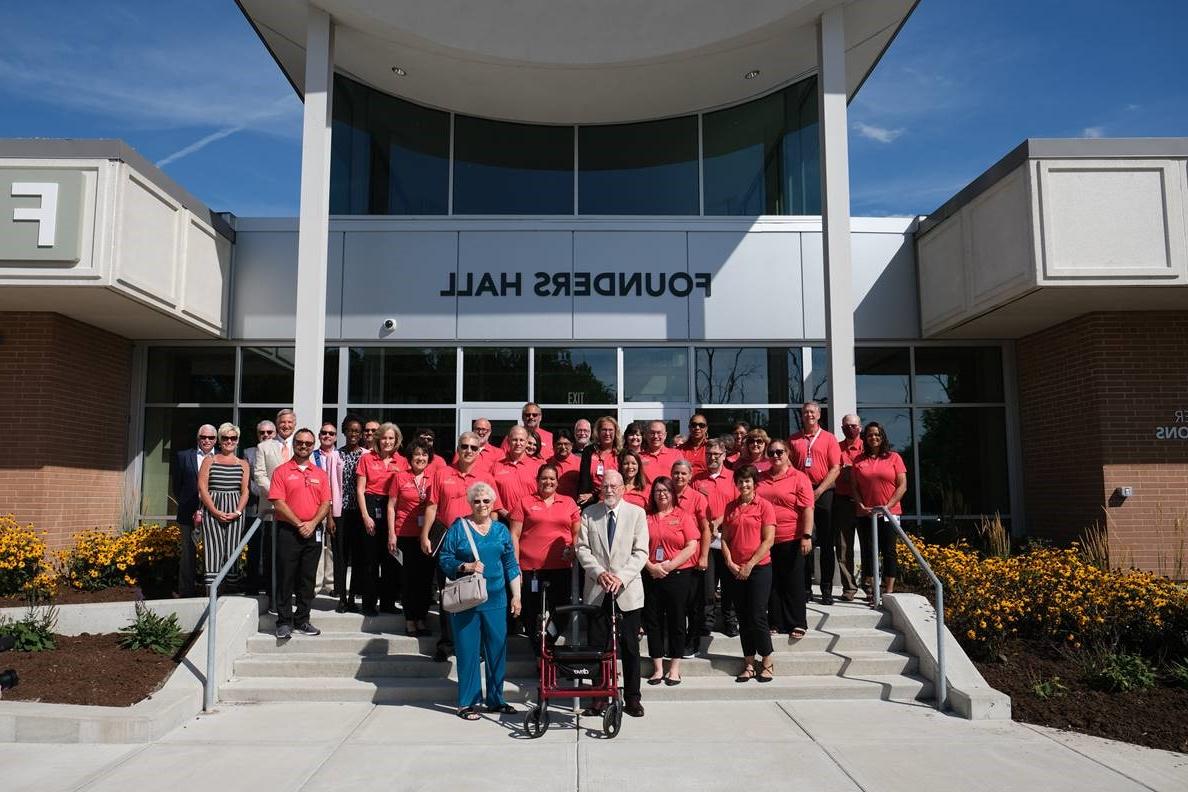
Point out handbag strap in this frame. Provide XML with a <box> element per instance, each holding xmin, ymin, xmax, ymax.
<box><xmin>461</xmin><ymin>519</ymin><xmax>482</xmax><ymax>569</ymax></box>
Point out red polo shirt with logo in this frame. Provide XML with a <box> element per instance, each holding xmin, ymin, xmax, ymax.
<box><xmin>757</xmin><ymin>467</ymin><xmax>815</xmax><ymax>542</ymax></box>
<box><xmin>510</xmin><ymin>493</ymin><xmax>580</xmax><ymax>570</ymax></box>
<box><xmin>491</xmin><ymin>454</ymin><xmax>544</xmax><ymax>517</ymax></box>
<box><xmin>834</xmin><ymin>435</ymin><xmax>865</xmax><ymax>498</ymax></box>
<box><xmin>788</xmin><ymin>429</ymin><xmax>842</xmax><ymax>489</ymax></box>
<box><xmin>851</xmin><ymin>452</ymin><xmax>907</xmax><ymax>517</ymax></box>
<box><xmin>547</xmin><ymin>453</ymin><xmax>582</xmax><ymax>498</ymax></box>
<box><xmin>722</xmin><ymin>496</ymin><xmax>777</xmax><ymax>566</ymax></box>
<box><xmin>680</xmin><ymin>442</ymin><xmax>709</xmax><ymax>477</ymax></box>
<box><xmin>693</xmin><ymin>470</ymin><xmax>739</xmax><ymax>522</ymax></box>
<box><xmin>388</xmin><ymin>470</ymin><xmax>430</xmax><ymax>538</ymax></box>
<box><xmin>639</xmin><ymin>445</ymin><xmax>684</xmax><ymax>480</ymax></box>
<box><xmin>268</xmin><ymin>459</ymin><xmax>331</xmax><ymax>522</ymax></box>
<box><xmin>357</xmin><ymin>452</ymin><xmax>404</xmax><ymax>496</ymax></box>
<box><xmin>428</xmin><ymin>464</ymin><xmax>502</xmax><ymax>529</ymax></box>
<box><xmin>646</xmin><ymin>508</ymin><xmax>699</xmax><ymax>569</ymax></box>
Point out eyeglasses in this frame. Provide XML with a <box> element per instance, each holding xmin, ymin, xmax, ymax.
<box><xmin>458</xmin><ymin>443</ymin><xmax>480</xmax><ymax>451</ymax></box>
<box><xmin>843</xmin><ymin>424</ymin><xmax>861</xmax><ymax>430</ymax></box>
<box><xmin>472</xmin><ymin>498</ymin><xmax>492</xmax><ymax>505</ymax></box>
<box><xmin>363</xmin><ymin>427</ymin><xmax>378</xmax><ymax>434</ymax></box>
<box><xmin>293</xmin><ymin>440</ymin><xmax>315</xmax><ymax>448</ymax></box>
<box><xmin>766</xmin><ymin>449</ymin><xmax>786</xmax><ymax>457</ymax></box>
<box><xmin>198</xmin><ymin>435</ymin><xmax>216</xmax><ymax>441</ymax></box>
<box><xmin>689</xmin><ymin>421</ymin><xmax>707</xmax><ymax>429</ymax></box>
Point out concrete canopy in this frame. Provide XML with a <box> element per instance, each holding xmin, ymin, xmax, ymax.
<box><xmin>238</xmin><ymin>0</ymin><xmax>916</xmax><ymax>124</ymax></box>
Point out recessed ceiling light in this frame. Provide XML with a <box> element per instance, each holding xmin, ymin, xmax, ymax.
<box><xmin>744</xmin><ymin>70</ymin><xmax>760</xmax><ymax>80</ymax></box>
<box><xmin>391</xmin><ymin>66</ymin><xmax>407</xmax><ymax>77</ymax></box>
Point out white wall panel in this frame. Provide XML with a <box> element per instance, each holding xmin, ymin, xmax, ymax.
<box><xmin>231</xmin><ymin>230</ymin><xmax>342</xmax><ymax>340</ymax></box>
<box><xmin>117</xmin><ymin>173</ymin><xmax>179</xmax><ymax>306</ymax></box>
<box><xmin>800</xmin><ymin>232</ymin><xmax>827</xmax><ymax>339</ymax></box>
<box><xmin>851</xmin><ymin>231</ymin><xmax>919</xmax><ymax>339</ymax></box>
<box><xmin>688</xmin><ymin>231</ymin><xmax>803</xmax><ymax>340</ymax></box>
<box><xmin>457</xmin><ymin>231</ymin><xmax>572</xmax><ymax>340</ymax></box>
<box><xmin>572</xmin><ymin>231</ymin><xmax>689</xmax><ymax>339</ymax></box>
<box><xmin>968</xmin><ymin>166</ymin><xmax>1034</xmax><ymax>303</ymax></box>
<box><xmin>917</xmin><ymin>217</ymin><xmax>967</xmax><ymax>335</ymax></box>
<box><xmin>339</xmin><ymin>231</ymin><xmax>457</xmax><ymax>340</ymax></box>
<box><xmin>180</xmin><ymin>217</ymin><xmax>229</xmax><ymax>330</ymax></box>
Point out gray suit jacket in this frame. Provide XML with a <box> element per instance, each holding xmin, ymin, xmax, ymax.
<box><xmin>575</xmin><ymin>501</ymin><xmax>649</xmax><ymax>612</ymax></box>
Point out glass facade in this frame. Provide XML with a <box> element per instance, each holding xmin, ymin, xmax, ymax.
<box><xmin>328</xmin><ymin>73</ymin><xmax>821</xmax><ymax>217</ymax></box>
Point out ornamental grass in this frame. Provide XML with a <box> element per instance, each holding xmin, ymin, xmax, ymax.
<box><xmin>896</xmin><ymin>537</ymin><xmax>1188</xmax><ymax>661</ymax></box>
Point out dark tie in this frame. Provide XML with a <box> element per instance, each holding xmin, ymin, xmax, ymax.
<box><xmin>606</xmin><ymin>509</ymin><xmax>617</xmax><ymax>548</ymax></box>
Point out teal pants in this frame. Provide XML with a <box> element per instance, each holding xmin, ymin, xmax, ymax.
<box><xmin>451</xmin><ymin>600</ymin><xmax>508</xmax><ymax>709</ymax></box>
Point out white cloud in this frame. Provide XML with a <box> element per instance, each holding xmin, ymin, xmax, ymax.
<box><xmin>853</xmin><ymin>122</ymin><xmax>905</xmax><ymax>144</ymax></box>
<box><xmin>1081</xmin><ymin>126</ymin><xmax>1105</xmax><ymax>138</ymax></box>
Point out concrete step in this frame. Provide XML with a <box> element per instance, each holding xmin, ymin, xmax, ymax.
<box><xmin>219</xmin><ymin>673</ymin><xmax>932</xmax><ymax>705</ymax></box>
<box><xmin>232</xmin><ymin>650</ymin><xmax>917</xmax><ymax>680</ymax></box>
<box><xmin>244</xmin><ymin>626</ymin><xmax>904</xmax><ymax>656</ymax></box>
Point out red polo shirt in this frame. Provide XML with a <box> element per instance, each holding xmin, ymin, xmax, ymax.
<box><xmin>268</xmin><ymin>459</ymin><xmax>331</xmax><ymax>523</ymax></box>
<box><xmin>510</xmin><ymin>493</ymin><xmax>580</xmax><ymax>570</ymax></box>
<box><xmin>501</xmin><ymin>426</ymin><xmax>554</xmax><ymax>459</ymax></box>
<box><xmin>547</xmin><ymin>453</ymin><xmax>582</xmax><ymax>498</ymax></box>
<box><xmin>491</xmin><ymin>454</ymin><xmax>544</xmax><ymax>516</ymax></box>
<box><xmin>639</xmin><ymin>445</ymin><xmax>684</xmax><ymax>480</ymax></box>
<box><xmin>788</xmin><ymin>429</ymin><xmax>842</xmax><ymax>488</ymax></box>
<box><xmin>586</xmin><ymin>447</ymin><xmax>620</xmax><ymax>491</ymax></box>
<box><xmin>834</xmin><ymin>435</ymin><xmax>865</xmax><ymax>498</ymax></box>
<box><xmin>680</xmin><ymin>442</ymin><xmax>709</xmax><ymax>477</ymax></box>
<box><xmin>646</xmin><ymin>508</ymin><xmax>699</xmax><ymax>569</ymax></box>
<box><xmin>623</xmin><ymin>486</ymin><xmax>650</xmax><ymax>511</ymax></box>
<box><xmin>357</xmin><ymin>452</ymin><xmax>404</xmax><ymax>496</ymax></box>
<box><xmin>757</xmin><ymin>467</ymin><xmax>815</xmax><ymax>542</ymax></box>
<box><xmin>388</xmin><ymin>470</ymin><xmax>430</xmax><ymax>538</ymax></box>
<box><xmin>428</xmin><ymin>464</ymin><xmax>502</xmax><ymax>529</ymax></box>
<box><xmin>852</xmin><ymin>452</ymin><xmax>907</xmax><ymax>516</ymax></box>
<box><xmin>722</xmin><ymin>496</ymin><xmax>777</xmax><ymax>566</ymax></box>
<box><xmin>730</xmin><ymin>454</ymin><xmax>772</xmax><ymax>474</ymax></box>
<box><xmin>693</xmin><ymin>470</ymin><xmax>739</xmax><ymax>522</ymax></box>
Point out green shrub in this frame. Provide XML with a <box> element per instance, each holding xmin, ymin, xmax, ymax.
<box><xmin>1166</xmin><ymin>659</ymin><xmax>1188</xmax><ymax>689</ymax></box>
<box><xmin>1082</xmin><ymin>650</ymin><xmax>1156</xmax><ymax>693</ymax></box>
<box><xmin>1028</xmin><ymin>673</ymin><xmax>1068</xmax><ymax>700</ymax></box>
<box><xmin>118</xmin><ymin>603</ymin><xmax>185</xmax><ymax>655</ymax></box>
<box><xmin>0</xmin><ymin>604</ymin><xmax>58</xmax><ymax>652</ymax></box>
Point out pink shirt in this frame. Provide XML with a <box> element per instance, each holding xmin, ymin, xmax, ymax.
<box><xmin>757</xmin><ymin>467</ymin><xmax>815</xmax><ymax>542</ymax></box>
<box><xmin>788</xmin><ymin>429</ymin><xmax>842</xmax><ymax>488</ymax></box>
<box><xmin>851</xmin><ymin>452</ymin><xmax>907</xmax><ymax>516</ymax></box>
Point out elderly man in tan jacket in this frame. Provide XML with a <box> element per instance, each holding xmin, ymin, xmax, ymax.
<box><xmin>575</xmin><ymin>469</ymin><xmax>650</xmax><ymax>718</ymax></box>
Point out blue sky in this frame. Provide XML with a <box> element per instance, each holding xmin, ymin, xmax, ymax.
<box><xmin>3</xmin><ymin>1</ymin><xmax>1186</xmax><ymax>218</ymax></box>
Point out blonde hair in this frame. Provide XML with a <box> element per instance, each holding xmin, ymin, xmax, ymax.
<box><xmin>217</xmin><ymin>422</ymin><xmax>240</xmax><ymax>441</ymax></box>
<box><xmin>373</xmin><ymin>422</ymin><xmax>403</xmax><ymax>454</ymax></box>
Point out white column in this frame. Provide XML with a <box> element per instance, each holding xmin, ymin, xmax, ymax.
<box><xmin>817</xmin><ymin>7</ymin><xmax>856</xmax><ymax>430</ymax></box>
<box><xmin>292</xmin><ymin>6</ymin><xmax>335</xmax><ymax>431</ymax></box>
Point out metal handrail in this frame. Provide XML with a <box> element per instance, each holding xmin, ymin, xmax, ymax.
<box><xmin>870</xmin><ymin>508</ymin><xmax>947</xmax><ymax>712</ymax></box>
<box><xmin>203</xmin><ymin>516</ymin><xmax>263</xmax><ymax>712</ymax></box>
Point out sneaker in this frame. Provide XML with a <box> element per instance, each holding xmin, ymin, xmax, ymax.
<box><xmin>294</xmin><ymin>622</ymin><xmax>321</xmax><ymax>636</ymax></box>
<box><xmin>275</xmin><ymin>623</ymin><xmax>292</xmax><ymax>640</ymax></box>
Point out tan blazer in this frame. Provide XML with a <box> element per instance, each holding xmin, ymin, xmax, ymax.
<box><xmin>576</xmin><ymin>501</ymin><xmax>649</xmax><ymax>612</ymax></box>
<box><xmin>251</xmin><ymin>438</ymin><xmax>287</xmax><ymax>515</ymax></box>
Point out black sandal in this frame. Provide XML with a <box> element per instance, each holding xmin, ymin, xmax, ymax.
<box><xmin>486</xmin><ymin>703</ymin><xmax>516</xmax><ymax>714</ymax></box>
<box><xmin>457</xmin><ymin>707</ymin><xmax>481</xmax><ymax>720</ymax></box>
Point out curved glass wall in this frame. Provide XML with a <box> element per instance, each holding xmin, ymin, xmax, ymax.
<box><xmin>329</xmin><ymin>74</ymin><xmax>821</xmax><ymax>216</ymax></box>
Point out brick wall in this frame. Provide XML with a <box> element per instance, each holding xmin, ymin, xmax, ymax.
<box><xmin>1018</xmin><ymin>311</ymin><xmax>1188</xmax><ymax>574</ymax></box>
<box><xmin>0</xmin><ymin>312</ymin><xmax>132</xmax><ymax>551</ymax></box>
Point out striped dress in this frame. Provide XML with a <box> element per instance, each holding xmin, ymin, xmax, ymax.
<box><xmin>202</xmin><ymin>461</ymin><xmax>247</xmax><ymax>584</ymax></box>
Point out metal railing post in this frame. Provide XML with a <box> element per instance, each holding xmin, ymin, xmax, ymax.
<box><xmin>870</xmin><ymin>513</ymin><xmax>881</xmax><ymax>608</ymax></box>
<box><xmin>203</xmin><ymin>517</ymin><xmax>263</xmax><ymax>712</ymax></box>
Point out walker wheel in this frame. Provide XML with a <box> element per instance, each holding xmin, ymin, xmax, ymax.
<box><xmin>523</xmin><ymin>704</ymin><xmax>549</xmax><ymax>738</ymax></box>
<box><xmin>602</xmin><ymin>701</ymin><xmax>622</xmax><ymax>738</ymax></box>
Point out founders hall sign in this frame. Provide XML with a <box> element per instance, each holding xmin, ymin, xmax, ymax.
<box><xmin>440</xmin><ymin>270</ymin><xmax>714</xmax><ymax>298</ymax></box>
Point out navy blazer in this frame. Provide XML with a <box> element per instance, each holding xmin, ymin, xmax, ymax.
<box><xmin>172</xmin><ymin>447</ymin><xmax>203</xmax><ymax>521</ymax></box>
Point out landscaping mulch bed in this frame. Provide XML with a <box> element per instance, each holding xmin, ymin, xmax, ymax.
<box><xmin>0</xmin><ymin>586</ymin><xmax>144</xmax><ymax>609</ymax></box>
<box><xmin>0</xmin><ymin>632</ymin><xmax>190</xmax><ymax>707</ymax></box>
<box><xmin>974</xmin><ymin>639</ymin><xmax>1188</xmax><ymax>754</ymax></box>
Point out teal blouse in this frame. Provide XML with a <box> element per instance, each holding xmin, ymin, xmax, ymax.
<box><xmin>438</xmin><ymin>518</ymin><xmax>521</xmax><ymax>610</ymax></box>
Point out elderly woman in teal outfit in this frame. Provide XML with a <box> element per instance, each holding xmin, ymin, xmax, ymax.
<box><xmin>438</xmin><ymin>481</ymin><xmax>523</xmax><ymax>720</ymax></box>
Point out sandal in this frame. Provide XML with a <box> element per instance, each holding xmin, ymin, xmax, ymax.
<box><xmin>485</xmin><ymin>703</ymin><xmax>516</xmax><ymax>714</ymax></box>
<box><xmin>647</xmin><ymin>674</ymin><xmax>665</xmax><ymax>686</ymax></box>
<box><xmin>457</xmin><ymin>707</ymin><xmax>481</xmax><ymax>720</ymax></box>
<box><xmin>757</xmin><ymin>662</ymin><xmax>774</xmax><ymax>683</ymax></box>
<box><xmin>735</xmin><ymin>662</ymin><xmax>756</xmax><ymax>683</ymax></box>
<box><xmin>790</xmin><ymin>627</ymin><xmax>807</xmax><ymax>639</ymax></box>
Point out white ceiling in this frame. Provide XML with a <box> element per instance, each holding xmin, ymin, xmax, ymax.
<box><xmin>239</xmin><ymin>0</ymin><xmax>916</xmax><ymax>124</ymax></box>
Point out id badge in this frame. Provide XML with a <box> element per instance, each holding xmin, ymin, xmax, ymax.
<box><xmin>417</xmin><ymin>515</ymin><xmax>425</xmax><ymax>527</ymax></box>
<box><xmin>804</xmin><ymin>452</ymin><xmax>813</xmax><ymax>468</ymax></box>
<box><xmin>531</xmin><ymin>576</ymin><xmax>540</xmax><ymax>593</ymax></box>
<box><xmin>315</xmin><ymin>527</ymin><xmax>324</xmax><ymax>543</ymax></box>
<box><xmin>655</xmin><ymin>547</ymin><xmax>665</xmax><ymax>561</ymax></box>
<box><xmin>392</xmin><ymin>547</ymin><xmax>404</xmax><ymax>564</ymax></box>
<box><xmin>596</xmin><ymin>462</ymin><xmax>605</xmax><ymax>477</ymax></box>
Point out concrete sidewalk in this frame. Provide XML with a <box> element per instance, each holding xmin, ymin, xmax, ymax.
<box><xmin>3</xmin><ymin>700</ymin><xmax>1185</xmax><ymax>791</ymax></box>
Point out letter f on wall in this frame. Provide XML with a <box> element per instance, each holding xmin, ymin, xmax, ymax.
<box><xmin>12</xmin><ymin>182</ymin><xmax>59</xmax><ymax>247</ymax></box>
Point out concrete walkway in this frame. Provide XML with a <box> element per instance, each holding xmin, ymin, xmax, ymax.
<box><xmin>3</xmin><ymin>700</ymin><xmax>1185</xmax><ymax>791</ymax></box>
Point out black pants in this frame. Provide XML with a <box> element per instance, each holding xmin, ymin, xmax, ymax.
<box><xmin>809</xmin><ymin>489</ymin><xmax>836</xmax><ymax>596</ymax></box>
<box><xmin>831</xmin><ymin>494</ymin><xmax>859</xmax><ymax>595</ymax></box>
<box><xmin>589</xmin><ymin>600</ymin><xmax>642</xmax><ymax>703</ymax></box>
<box><xmin>331</xmin><ymin>510</ymin><xmax>353</xmax><ymax>601</ymax></box>
<box><xmin>353</xmin><ymin>494</ymin><xmax>393</xmax><ymax>608</ymax></box>
<box><xmin>643</xmin><ymin>569</ymin><xmax>692</xmax><ymax>659</ymax></box>
<box><xmin>730</xmin><ymin>564</ymin><xmax>773</xmax><ymax>658</ymax></box>
<box><xmin>397</xmin><ymin>536</ymin><xmax>434</xmax><ymax>622</ymax></box>
<box><xmin>244</xmin><ymin>514</ymin><xmax>273</xmax><ymax>596</ymax></box>
<box><xmin>434</xmin><ymin>565</ymin><xmax>455</xmax><ymax>653</ymax></box>
<box><xmin>373</xmin><ymin>521</ymin><xmax>402</xmax><ymax>609</ymax></box>
<box><xmin>707</xmin><ymin>548</ymin><xmax>738</xmax><ymax>630</ymax></box>
<box><xmin>176</xmin><ymin>516</ymin><xmax>198</xmax><ymax>597</ymax></box>
<box><xmin>859</xmin><ymin>514</ymin><xmax>899</xmax><ymax>581</ymax></box>
<box><xmin>275</xmin><ymin>521</ymin><xmax>320</xmax><ymax>627</ymax></box>
<box><xmin>520</xmin><ymin>568</ymin><xmax>573</xmax><ymax>656</ymax></box>
<box><xmin>684</xmin><ymin>568</ymin><xmax>706</xmax><ymax>652</ymax></box>
<box><xmin>769</xmin><ymin>540</ymin><xmax>808</xmax><ymax>632</ymax></box>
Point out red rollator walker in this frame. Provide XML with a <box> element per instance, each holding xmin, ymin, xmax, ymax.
<box><xmin>523</xmin><ymin>579</ymin><xmax>625</xmax><ymax>739</ymax></box>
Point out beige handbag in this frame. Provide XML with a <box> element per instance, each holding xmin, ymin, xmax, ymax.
<box><xmin>441</xmin><ymin>520</ymin><xmax>489</xmax><ymax>613</ymax></box>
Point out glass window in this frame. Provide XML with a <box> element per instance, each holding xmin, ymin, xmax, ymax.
<box><xmin>453</xmin><ymin>116</ymin><xmax>574</xmax><ymax>214</ymax></box>
<box><xmin>916</xmin><ymin>406</ymin><xmax>1008</xmax><ymax>516</ymax></box>
<box><xmin>363</xmin><ymin>408</ymin><xmax>457</xmax><ymax>460</ymax></box>
<box><xmin>463</xmin><ymin>348</ymin><xmax>528</xmax><ymax>402</ymax></box>
<box><xmin>703</xmin><ymin>76</ymin><xmax>820</xmax><ymax>215</ymax></box>
<box><xmin>241</xmin><ymin>347</ymin><xmax>338</xmax><ymax>405</ymax></box>
<box><xmin>857</xmin><ymin>408</ymin><xmax>916</xmax><ymax>515</ymax></box>
<box><xmin>349</xmin><ymin>347</ymin><xmax>457</xmax><ymax>405</ymax></box>
<box><xmin>805</xmin><ymin>347</ymin><xmax>829</xmax><ymax>404</ymax></box>
<box><xmin>579</xmin><ymin>116</ymin><xmax>699</xmax><ymax>215</ymax></box>
<box><xmin>534</xmin><ymin>348</ymin><xmax>616</xmax><ymax>405</ymax></box>
<box><xmin>140</xmin><ymin>406</ymin><xmax>233</xmax><ymax>516</ymax></box>
<box><xmin>330</xmin><ymin>75</ymin><xmax>449</xmax><ymax>215</ymax></box>
<box><xmin>914</xmin><ymin>347</ymin><xmax>1004</xmax><ymax>404</ymax></box>
<box><xmin>146</xmin><ymin>347</ymin><xmax>235</xmax><ymax>403</ymax></box>
<box><xmin>695</xmin><ymin>347</ymin><xmax>802</xmax><ymax>404</ymax></box>
<box><xmin>700</xmin><ymin>407</ymin><xmax>792</xmax><ymax>446</ymax></box>
<box><xmin>856</xmin><ymin>347</ymin><xmax>910</xmax><ymax>405</ymax></box>
<box><xmin>623</xmin><ymin>347</ymin><xmax>689</xmax><ymax>402</ymax></box>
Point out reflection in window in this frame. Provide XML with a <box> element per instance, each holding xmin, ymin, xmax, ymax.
<box><xmin>349</xmin><ymin>348</ymin><xmax>457</xmax><ymax>405</ymax></box>
<box><xmin>544</xmin><ymin>408</ymin><xmax>619</xmax><ymax>441</ymax></box>
<box><xmin>463</xmin><ymin>348</ymin><xmax>528</xmax><ymax>402</ymax></box>
<box><xmin>914</xmin><ymin>347</ymin><xmax>1004</xmax><ymax>404</ymax></box>
<box><xmin>703</xmin><ymin>76</ymin><xmax>820</xmax><ymax>215</ymax></box>
<box><xmin>700</xmin><ymin>407</ymin><xmax>793</xmax><ymax>445</ymax></box>
<box><xmin>453</xmin><ymin>116</ymin><xmax>574</xmax><ymax>214</ymax></box>
<box><xmin>806</xmin><ymin>347</ymin><xmax>830</xmax><ymax>404</ymax></box>
<box><xmin>330</xmin><ymin>75</ymin><xmax>449</xmax><ymax>215</ymax></box>
<box><xmin>141</xmin><ymin>406</ymin><xmax>233</xmax><ymax>516</ymax></box>
<box><xmin>534</xmin><ymin>348</ymin><xmax>616</xmax><ymax>405</ymax></box>
<box><xmin>241</xmin><ymin>348</ymin><xmax>338</xmax><ymax>405</ymax></box>
<box><xmin>695</xmin><ymin>348</ymin><xmax>802</xmax><ymax>404</ymax></box>
<box><xmin>916</xmin><ymin>406</ymin><xmax>1008</xmax><ymax>516</ymax></box>
<box><xmin>856</xmin><ymin>347</ymin><xmax>910</xmax><ymax>404</ymax></box>
<box><xmin>359</xmin><ymin>408</ymin><xmax>457</xmax><ymax>459</ymax></box>
<box><xmin>623</xmin><ymin>347</ymin><xmax>689</xmax><ymax>402</ymax></box>
<box><xmin>857</xmin><ymin>408</ymin><xmax>916</xmax><ymax>515</ymax></box>
<box><xmin>579</xmin><ymin>116</ymin><xmax>699</xmax><ymax>215</ymax></box>
<box><xmin>146</xmin><ymin>348</ymin><xmax>235</xmax><ymax>403</ymax></box>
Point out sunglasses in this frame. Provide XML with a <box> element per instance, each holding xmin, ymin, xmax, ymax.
<box><xmin>198</xmin><ymin>435</ymin><xmax>216</xmax><ymax>441</ymax></box>
<box><xmin>293</xmin><ymin>440</ymin><xmax>315</xmax><ymax>448</ymax></box>
<box><xmin>766</xmin><ymin>449</ymin><xmax>786</xmax><ymax>457</ymax></box>
<box><xmin>472</xmin><ymin>498</ymin><xmax>492</xmax><ymax>505</ymax></box>
<box><xmin>458</xmin><ymin>443</ymin><xmax>480</xmax><ymax>451</ymax></box>
<box><xmin>689</xmin><ymin>421</ymin><xmax>707</xmax><ymax>429</ymax></box>
<box><xmin>746</xmin><ymin>438</ymin><xmax>766</xmax><ymax>445</ymax></box>
<box><xmin>220</xmin><ymin>436</ymin><xmax>239</xmax><ymax>442</ymax></box>
<box><xmin>523</xmin><ymin>413</ymin><xmax>541</xmax><ymax>418</ymax></box>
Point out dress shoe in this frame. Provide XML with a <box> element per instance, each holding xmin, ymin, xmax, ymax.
<box><xmin>335</xmin><ymin>600</ymin><xmax>348</xmax><ymax>614</ymax></box>
<box><xmin>724</xmin><ymin>624</ymin><xmax>740</xmax><ymax>637</ymax></box>
<box><xmin>820</xmin><ymin>594</ymin><xmax>835</xmax><ymax>606</ymax></box>
<box><xmin>623</xmin><ymin>701</ymin><xmax>645</xmax><ymax>717</ymax></box>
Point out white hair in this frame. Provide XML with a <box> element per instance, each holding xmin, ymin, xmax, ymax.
<box><xmin>466</xmin><ymin>481</ymin><xmax>496</xmax><ymax>505</ymax></box>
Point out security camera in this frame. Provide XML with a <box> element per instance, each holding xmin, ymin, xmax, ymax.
<box><xmin>382</xmin><ymin>318</ymin><xmax>396</xmax><ymax>331</ymax></box>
